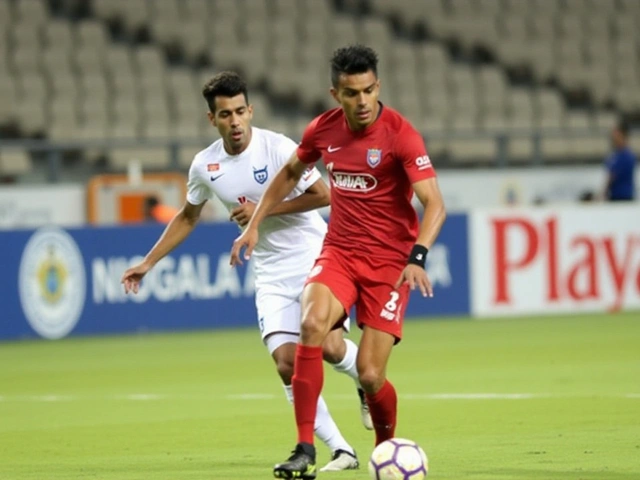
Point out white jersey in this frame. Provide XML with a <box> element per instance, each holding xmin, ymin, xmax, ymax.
<box><xmin>187</xmin><ymin>127</ymin><xmax>327</xmax><ymax>296</ymax></box>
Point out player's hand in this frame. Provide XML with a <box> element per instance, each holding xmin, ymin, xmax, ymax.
<box><xmin>229</xmin><ymin>202</ymin><xmax>256</xmax><ymax>227</ymax></box>
<box><xmin>230</xmin><ymin>227</ymin><xmax>259</xmax><ymax>266</ymax></box>
<box><xmin>395</xmin><ymin>265</ymin><xmax>433</xmax><ymax>298</ymax></box>
<box><xmin>121</xmin><ymin>262</ymin><xmax>152</xmax><ymax>294</ymax></box>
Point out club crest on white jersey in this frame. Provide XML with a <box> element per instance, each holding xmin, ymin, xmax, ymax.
<box><xmin>253</xmin><ymin>165</ymin><xmax>268</xmax><ymax>184</ymax></box>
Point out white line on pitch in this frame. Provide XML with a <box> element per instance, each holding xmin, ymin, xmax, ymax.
<box><xmin>404</xmin><ymin>393</ymin><xmax>547</xmax><ymax>400</ymax></box>
<box><xmin>0</xmin><ymin>392</ymin><xmax>638</xmax><ymax>402</ymax></box>
<box><xmin>227</xmin><ymin>393</ymin><xmax>277</xmax><ymax>400</ymax></box>
<box><xmin>115</xmin><ymin>394</ymin><xmax>165</xmax><ymax>401</ymax></box>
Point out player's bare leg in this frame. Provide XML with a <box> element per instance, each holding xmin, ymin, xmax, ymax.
<box><xmin>357</xmin><ymin>326</ymin><xmax>397</xmax><ymax>445</ymax></box>
<box><xmin>323</xmin><ymin>329</ymin><xmax>373</xmax><ymax>430</ymax></box>
<box><xmin>268</xmin><ymin>337</ymin><xmax>358</xmax><ymax>473</ymax></box>
<box><xmin>273</xmin><ymin>283</ymin><xmax>344</xmax><ymax>479</ymax></box>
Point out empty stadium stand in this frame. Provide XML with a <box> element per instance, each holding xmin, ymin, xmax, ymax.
<box><xmin>0</xmin><ymin>0</ymin><xmax>638</xmax><ymax>177</ymax></box>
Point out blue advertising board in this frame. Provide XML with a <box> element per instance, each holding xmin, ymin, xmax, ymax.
<box><xmin>0</xmin><ymin>214</ymin><xmax>469</xmax><ymax>341</ymax></box>
<box><xmin>404</xmin><ymin>213</ymin><xmax>470</xmax><ymax>318</ymax></box>
<box><xmin>1</xmin><ymin>223</ymin><xmax>256</xmax><ymax>341</ymax></box>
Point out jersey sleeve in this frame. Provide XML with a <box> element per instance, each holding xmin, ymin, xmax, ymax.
<box><xmin>275</xmin><ymin>133</ymin><xmax>321</xmax><ymax>191</ymax></box>
<box><xmin>296</xmin><ymin>166</ymin><xmax>323</xmax><ymax>191</ymax></box>
<box><xmin>296</xmin><ymin>116</ymin><xmax>322</xmax><ymax>164</ymax></box>
<box><xmin>186</xmin><ymin>157</ymin><xmax>210</xmax><ymax>205</ymax></box>
<box><xmin>275</xmin><ymin>134</ymin><xmax>299</xmax><ymax>167</ymax></box>
<box><xmin>396</xmin><ymin>122</ymin><xmax>437</xmax><ymax>183</ymax></box>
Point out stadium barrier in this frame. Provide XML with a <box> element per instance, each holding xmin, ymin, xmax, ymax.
<box><xmin>0</xmin><ymin>213</ymin><xmax>470</xmax><ymax>341</ymax></box>
<box><xmin>4</xmin><ymin>166</ymin><xmax>638</xmax><ymax>230</ymax></box>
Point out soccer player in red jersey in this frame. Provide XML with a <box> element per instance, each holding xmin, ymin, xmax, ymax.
<box><xmin>230</xmin><ymin>44</ymin><xmax>446</xmax><ymax>479</ymax></box>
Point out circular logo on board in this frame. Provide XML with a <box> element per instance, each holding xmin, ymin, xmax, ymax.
<box><xmin>18</xmin><ymin>227</ymin><xmax>86</xmax><ymax>339</ymax></box>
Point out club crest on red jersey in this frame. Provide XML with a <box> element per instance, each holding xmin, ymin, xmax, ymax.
<box><xmin>367</xmin><ymin>149</ymin><xmax>382</xmax><ymax>168</ymax></box>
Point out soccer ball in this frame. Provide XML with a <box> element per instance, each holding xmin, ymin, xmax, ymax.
<box><xmin>368</xmin><ymin>438</ymin><xmax>428</xmax><ymax>480</ymax></box>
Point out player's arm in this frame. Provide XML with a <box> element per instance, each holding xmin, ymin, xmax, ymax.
<box><xmin>395</xmin><ymin>177</ymin><xmax>446</xmax><ymax>297</ymax></box>
<box><xmin>142</xmin><ymin>201</ymin><xmax>205</xmax><ymax>266</ymax></box>
<box><xmin>230</xmin><ymin>175</ymin><xmax>329</xmax><ymax>226</ymax></box>
<box><xmin>121</xmin><ymin>201</ymin><xmax>206</xmax><ymax>293</ymax></box>
<box><xmin>394</xmin><ymin>123</ymin><xmax>447</xmax><ymax>296</ymax></box>
<box><xmin>248</xmin><ymin>152</ymin><xmax>308</xmax><ymax>226</ymax></box>
<box><xmin>230</xmin><ymin>117</ymin><xmax>322</xmax><ymax>264</ymax></box>
<box><xmin>412</xmin><ymin>177</ymin><xmax>446</xmax><ymax>251</ymax></box>
<box><xmin>269</xmin><ymin>176</ymin><xmax>330</xmax><ymax>214</ymax></box>
<box><xmin>230</xmin><ymin>152</ymin><xmax>309</xmax><ymax>264</ymax></box>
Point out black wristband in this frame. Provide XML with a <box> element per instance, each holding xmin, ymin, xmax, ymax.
<box><xmin>407</xmin><ymin>245</ymin><xmax>428</xmax><ymax>268</ymax></box>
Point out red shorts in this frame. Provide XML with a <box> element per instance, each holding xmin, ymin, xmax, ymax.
<box><xmin>305</xmin><ymin>246</ymin><xmax>410</xmax><ymax>342</ymax></box>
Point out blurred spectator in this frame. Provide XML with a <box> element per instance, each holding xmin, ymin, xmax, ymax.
<box><xmin>532</xmin><ymin>195</ymin><xmax>546</xmax><ymax>206</ymax></box>
<box><xmin>579</xmin><ymin>190</ymin><xmax>596</xmax><ymax>202</ymax></box>
<box><xmin>603</xmin><ymin>121</ymin><xmax>636</xmax><ymax>201</ymax></box>
<box><xmin>143</xmin><ymin>195</ymin><xmax>179</xmax><ymax>224</ymax></box>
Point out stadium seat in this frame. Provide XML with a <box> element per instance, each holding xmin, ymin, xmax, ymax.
<box><xmin>594</xmin><ymin>110</ymin><xmax>618</xmax><ymax>130</ymax></box>
<box><xmin>0</xmin><ymin>149</ymin><xmax>32</xmax><ymax>176</ymax></box>
<box><xmin>182</xmin><ymin>0</ymin><xmax>211</xmax><ymax>19</ymax></box>
<box><xmin>77</xmin><ymin>20</ymin><xmax>109</xmax><ymax>50</ymax></box>
<box><xmin>542</xmin><ymin>135</ymin><xmax>571</xmax><ymax>161</ymax></box>
<box><xmin>506</xmin><ymin>137</ymin><xmax>536</xmax><ymax>163</ymax></box>
<box><xmin>448</xmin><ymin>137</ymin><xmax>499</xmax><ymax>165</ymax></box>
<box><xmin>0</xmin><ymin>0</ymin><xmax>12</xmax><ymax>27</ymax></box>
<box><xmin>108</xmin><ymin>147</ymin><xmax>172</xmax><ymax>171</ymax></box>
<box><xmin>15</xmin><ymin>0</ymin><xmax>49</xmax><ymax>25</ymax></box>
<box><xmin>0</xmin><ymin>74</ymin><xmax>18</xmax><ymax>122</ymax></box>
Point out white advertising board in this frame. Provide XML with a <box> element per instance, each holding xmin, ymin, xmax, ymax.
<box><xmin>0</xmin><ymin>185</ymin><xmax>85</xmax><ymax>229</ymax></box>
<box><xmin>437</xmin><ymin>166</ymin><xmax>639</xmax><ymax>211</ymax></box>
<box><xmin>470</xmin><ymin>204</ymin><xmax>640</xmax><ymax>316</ymax></box>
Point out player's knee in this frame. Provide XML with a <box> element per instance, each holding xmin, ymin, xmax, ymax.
<box><xmin>358</xmin><ymin>367</ymin><xmax>385</xmax><ymax>393</ymax></box>
<box><xmin>300</xmin><ymin>312</ymin><xmax>330</xmax><ymax>345</ymax></box>
<box><xmin>321</xmin><ymin>329</ymin><xmax>347</xmax><ymax>364</ymax></box>
<box><xmin>321</xmin><ymin>338</ymin><xmax>343</xmax><ymax>364</ymax></box>
<box><xmin>273</xmin><ymin>354</ymin><xmax>294</xmax><ymax>384</ymax></box>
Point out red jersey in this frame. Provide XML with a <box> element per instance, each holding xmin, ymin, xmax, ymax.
<box><xmin>297</xmin><ymin>104</ymin><xmax>436</xmax><ymax>263</ymax></box>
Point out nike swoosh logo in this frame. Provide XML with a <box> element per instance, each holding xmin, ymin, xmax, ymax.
<box><xmin>210</xmin><ymin>174</ymin><xmax>225</xmax><ymax>182</ymax></box>
<box><xmin>327</xmin><ymin>145</ymin><xmax>342</xmax><ymax>153</ymax></box>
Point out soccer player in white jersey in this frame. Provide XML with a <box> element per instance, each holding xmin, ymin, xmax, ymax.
<box><xmin>121</xmin><ymin>71</ymin><xmax>369</xmax><ymax>472</ymax></box>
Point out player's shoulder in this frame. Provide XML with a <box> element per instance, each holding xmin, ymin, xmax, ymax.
<box><xmin>309</xmin><ymin>107</ymin><xmax>344</xmax><ymax>131</ymax></box>
<box><xmin>381</xmin><ymin>105</ymin><xmax>416</xmax><ymax>132</ymax></box>
<box><xmin>191</xmin><ymin>139</ymin><xmax>224</xmax><ymax>170</ymax></box>
<box><xmin>251</xmin><ymin>127</ymin><xmax>298</xmax><ymax>162</ymax></box>
<box><xmin>251</xmin><ymin>126</ymin><xmax>295</xmax><ymax>146</ymax></box>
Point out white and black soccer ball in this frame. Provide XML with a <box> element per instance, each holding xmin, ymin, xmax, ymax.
<box><xmin>368</xmin><ymin>438</ymin><xmax>428</xmax><ymax>480</ymax></box>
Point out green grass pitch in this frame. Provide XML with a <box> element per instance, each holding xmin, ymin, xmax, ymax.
<box><xmin>1</xmin><ymin>312</ymin><xmax>638</xmax><ymax>480</ymax></box>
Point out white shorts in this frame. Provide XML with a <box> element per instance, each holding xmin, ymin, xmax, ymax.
<box><xmin>256</xmin><ymin>291</ymin><xmax>302</xmax><ymax>340</ymax></box>
<box><xmin>256</xmin><ymin>290</ymin><xmax>350</xmax><ymax>349</ymax></box>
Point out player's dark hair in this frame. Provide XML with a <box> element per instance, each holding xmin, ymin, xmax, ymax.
<box><xmin>330</xmin><ymin>44</ymin><xmax>379</xmax><ymax>88</ymax></box>
<box><xmin>202</xmin><ymin>71</ymin><xmax>249</xmax><ymax>113</ymax></box>
<box><xmin>616</xmin><ymin>120</ymin><xmax>629</xmax><ymax>138</ymax></box>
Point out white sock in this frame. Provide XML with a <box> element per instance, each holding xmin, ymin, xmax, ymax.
<box><xmin>314</xmin><ymin>395</ymin><xmax>355</xmax><ymax>455</ymax></box>
<box><xmin>283</xmin><ymin>384</ymin><xmax>295</xmax><ymax>404</ymax></box>
<box><xmin>332</xmin><ymin>338</ymin><xmax>362</xmax><ymax>388</ymax></box>
<box><xmin>282</xmin><ymin>384</ymin><xmax>354</xmax><ymax>455</ymax></box>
